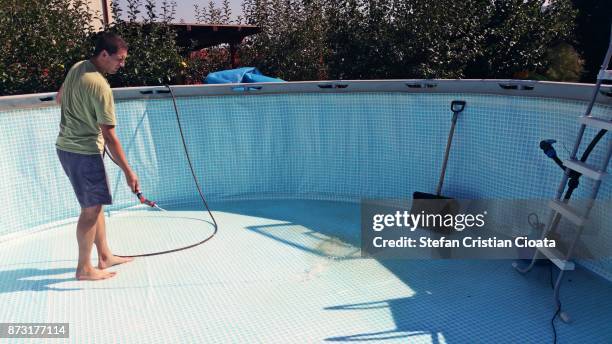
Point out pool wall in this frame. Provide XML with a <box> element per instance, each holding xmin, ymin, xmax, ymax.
<box><xmin>1</xmin><ymin>80</ymin><xmax>611</xmax><ymax>277</ymax></box>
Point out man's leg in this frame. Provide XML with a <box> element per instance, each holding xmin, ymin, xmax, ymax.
<box><xmin>76</xmin><ymin>206</ymin><xmax>116</xmax><ymax>280</ymax></box>
<box><xmin>95</xmin><ymin>207</ymin><xmax>133</xmax><ymax>269</ymax></box>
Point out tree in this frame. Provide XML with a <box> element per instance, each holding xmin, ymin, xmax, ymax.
<box><xmin>240</xmin><ymin>0</ymin><xmax>329</xmax><ymax>80</ymax></box>
<box><xmin>325</xmin><ymin>0</ymin><xmax>396</xmax><ymax>79</ymax></box>
<box><xmin>571</xmin><ymin>0</ymin><xmax>612</xmax><ymax>82</ymax></box>
<box><xmin>0</xmin><ymin>0</ymin><xmax>96</xmax><ymax>95</ymax></box>
<box><xmin>479</xmin><ymin>0</ymin><xmax>576</xmax><ymax>78</ymax></box>
<box><xmin>0</xmin><ymin>0</ymin><xmax>584</xmax><ymax>95</ymax></box>
<box><xmin>543</xmin><ymin>43</ymin><xmax>584</xmax><ymax>81</ymax></box>
<box><xmin>240</xmin><ymin>0</ymin><xmax>576</xmax><ymax>80</ymax></box>
<box><xmin>191</xmin><ymin>1</ymin><xmax>236</xmax><ymax>84</ymax></box>
<box><xmin>392</xmin><ymin>0</ymin><xmax>490</xmax><ymax>78</ymax></box>
<box><xmin>105</xmin><ymin>0</ymin><xmax>183</xmax><ymax>87</ymax></box>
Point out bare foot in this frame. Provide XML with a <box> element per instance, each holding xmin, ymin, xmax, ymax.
<box><xmin>98</xmin><ymin>255</ymin><xmax>134</xmax><ymax>269</ymax></box>
<box><xmin>76</xmin><ymin>267</ymin><xmax>116</xmax><ymax>281</ymax></box>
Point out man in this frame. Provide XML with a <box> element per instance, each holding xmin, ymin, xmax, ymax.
<box><xmin>56</xmin><ymin>32</ymin><xmax>137</xmax><ymax>280</ymax></box>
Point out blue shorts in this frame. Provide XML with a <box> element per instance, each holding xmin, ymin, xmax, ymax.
<box><xmin>57</xmin><ymin>148</ymin><xmax>112</xmax><ymax>208</ymax></box>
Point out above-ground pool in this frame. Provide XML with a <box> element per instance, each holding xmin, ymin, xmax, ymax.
<box><xmin>0</xmin><ymin>80</ymin><xmax>611</xmax><ymax>343</ymax></box>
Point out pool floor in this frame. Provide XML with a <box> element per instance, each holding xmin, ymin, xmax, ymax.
<box><xmin>0</xmin><ymin>199</ymin><xmax>611</xmax><ymax>343</ymax></box>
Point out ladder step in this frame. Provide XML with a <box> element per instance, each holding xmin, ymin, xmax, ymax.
<box><xmin>548</xmin><ymin>200</ymin><xmax>587</xmax><ymax>226</ymax></box>
<box><xmin>538</xmin><ymin>247</ymin><xmax>575</xmax><ymax>271</ymax></box>
<box><xmin>563</xmin><ymin>159</ymin><xmax>607</xmax><ymax>181</ymax></box>
<box><xmin>597</xmin><ymin>69</ymin><xmax>612</xmax><ymax>80</ymax></box>
<box><xmin>579</xmin><ymin>116</ymin><xmax>612</xmax><ymax>131</ymax></box>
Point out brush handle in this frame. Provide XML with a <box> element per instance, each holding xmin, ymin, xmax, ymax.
<box><xmin>436</xmin><ymin>102</ymin><xmax>465</xmax><ymax>196</ymax></box>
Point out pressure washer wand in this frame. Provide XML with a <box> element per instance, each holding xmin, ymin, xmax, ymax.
<box><xmin>136</xmin><ymin>192</ymin><xmax>166</xmax><ymax>211</ymax></box>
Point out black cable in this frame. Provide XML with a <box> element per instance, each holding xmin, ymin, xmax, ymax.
<box><xmin>106</xmin><ymin>85</ymin><xmax>218</xmax><ymax>257</ymax></box>
<box><xmin>580</xmin><ymin>129</ymin><xmax>607</xmax><ymax>163</ymax></box>
<box><xmin>535</xmin><ymin>129</ymin><xmax>607</xmax><ymax>344</ymax></box>
<box><xmin>550</xmin><ymin>265</ymin><xmax>560</xmax><ymax>344</ymax></box>
<box><xmin>565</xmin><ymin>129</ymin><xmax>607</xmax><ymax>199</ymax></box>
<box><xmin>164</xmin><ymin>83</ymin><xmax>219</xmax><ymax>235</ymax></box>
<box><xmin>549</xmin><ymin>129</ymin><xmax>609</xmax><ymax>341</ymax></box>
<box><xmin>526</xmin><ymin>213</ymin><xmax>559</xmax><ymax>344</ymax></box>
<box><xmin>540</xmin><ymin>129</ymin><xmax>607</xmax><ymax>201</ymax></box>
<box><xmin>530</xmin><ymin>211</ymin><xmax>561</xmax><ymax>344</ymax></box>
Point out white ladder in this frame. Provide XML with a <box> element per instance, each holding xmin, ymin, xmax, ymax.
<box><xmin>513</xmin><ymin>30</ymin><xmax>612</xmax><ymax>323</ymax></box>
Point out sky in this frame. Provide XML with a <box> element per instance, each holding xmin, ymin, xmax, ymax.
<box><xmin>115</xmin><ymin>0</ymin><xmax>244</xmax><ymax>23</ymax></box>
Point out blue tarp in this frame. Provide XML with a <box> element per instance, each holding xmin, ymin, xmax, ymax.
<box><xmin>204</xmin><ymin>67</ymin><xmax>285</xmax><ymax>84</ymax></box>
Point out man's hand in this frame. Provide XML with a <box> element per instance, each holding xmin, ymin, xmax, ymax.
<box><xmin>125</xmin><ymin>169</ymin><xmax>140</xmax><ymax>194</ymax></box>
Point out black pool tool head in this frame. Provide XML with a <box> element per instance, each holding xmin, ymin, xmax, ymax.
<box><xmin>540</xmin><ymin>139</ymin><xmax>558</xmax><ymax>158</ymax></box>
<box><xmin>451</xmin><ymin>100</ymin><xmax>466</xmax><ymax>113</ymax></box>
<box><xmin>411</xmin><ymin>192</ymin><xmax>460</xmax><ymax>231</ymax></box>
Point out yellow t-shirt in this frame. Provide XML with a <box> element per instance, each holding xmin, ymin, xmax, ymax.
<box><xmin>56</xmin><ymin>60</ymin><xmax>116</xmax><ymax>155</ymax></box>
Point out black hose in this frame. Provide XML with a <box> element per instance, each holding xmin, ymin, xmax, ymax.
<box><xmin>537</xmin><ymin>129</ymin><xmax>607</xmax><ymax>344</ymax></box>
<box><xmin>550</xmin><ymin>265</ymin><xmax>560</xmax><ymax>344</ymax></box>
<box><xmin>563</xmin><ymin>129</ymin><xmax>607</xmax><ymax>200</ymax></box>
<box><xmin>108</xmin><ymin>85</ymin><xmax>218</xmax><ymax>257</ymax></box>
<box><xmin>580</xmin><ymin>129</ymin><xmax>607</xmax><ymax>163</ymax></box>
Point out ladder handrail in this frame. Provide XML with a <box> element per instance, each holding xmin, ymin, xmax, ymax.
<box><xmin>514</xmin><ymin>29</ymin><xmax>612</xmax><ymax>323</ymax></box>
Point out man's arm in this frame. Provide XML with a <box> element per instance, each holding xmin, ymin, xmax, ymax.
<box><xmin>56</xmin><ymin>85</ymin><xmax>63</xmax><ymax>105</ymax></box>
<box><xmin>101</xmin><ymin>124</ymin><xmax>140</xmax><ymax>193</ymax></box>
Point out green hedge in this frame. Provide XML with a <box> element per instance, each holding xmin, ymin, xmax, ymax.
<box><xmin>0</xmin><ymin>0</ymin><xmax>95</xmax><ymax>95</ymax></box>
<box><xmin>0</xmin><ymin>0</ymin><xmax>202</xmax><ymax>95</ymax></box>
<box><xmin>240</xmin><ymin>0</ymin><xmax>581</xmax><ymax>81</ymax></box>
<box><xmin>0</xmin><ymin>0</ymin><xmax>586</xmax><ymax>96</ymax></box>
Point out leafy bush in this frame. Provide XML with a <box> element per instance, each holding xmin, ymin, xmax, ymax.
<box><xmin>571</xmin><ymin>0</ymin><xmax>611</xmax><ymax>82</ymax></box>
<box><xmin>0</xmin><ymin>0</ymin><xmax>188</xmax><ymax>94</ymax></box>
<box><xmin>185</xmin><ymin>1</ymin><xmax>238</xmax><ymax>84</ymax></box>
<box><xmin>239</xmin><ymin>0</ymin><xmax>328</xmax><ymax>81</ymax></box>
<box><xmin>0</xmin><ymin>0</ymin><xmax>96</xmax><ymax>95</ymax></box>
<box><xmin>105</xmin><ymin>0</ymin><xmax>183</xmax><ymax>87</ymax></box>
<box><xmin>324</xmin><ymin>0</ymin><xmax>396</xmax><ymax>79</ymax></box>
<box><xmin>382</xmin><ymin>0</ymin><xmax>490</xmax><ymax>79</ymax></box>
<box><xmin>0</xmin><ymin>0</ymin><xmax>585</xmax><ymax>95</ymax></box>
<box><xmin>543</xmin><ymin>43</ymin><xmax>584</xmax><ymax>82</ymax></box>
<box><xmin>240</xmin><ymin>0</ymin><xmax>579</xmax><ymax>81</ymax></box>
<box><xmin>480</xmin><ymin>0</ymin><xmax>577</xmax><ymax>79</ymax></box>
<box><xmin>183</xmin><ymin>48</ymin><xmax>232</xmax><ymax>85</ymax></box>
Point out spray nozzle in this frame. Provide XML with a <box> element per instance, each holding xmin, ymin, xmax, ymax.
<box><xmin>136</xmin><ymin>192</ymin><xmax>157</xmax><ymax>208</ymax></box>
<box><xmin>540</xmin><ymin>139</ymin><xmax>558</xmax><ymax>159</ymax></box>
